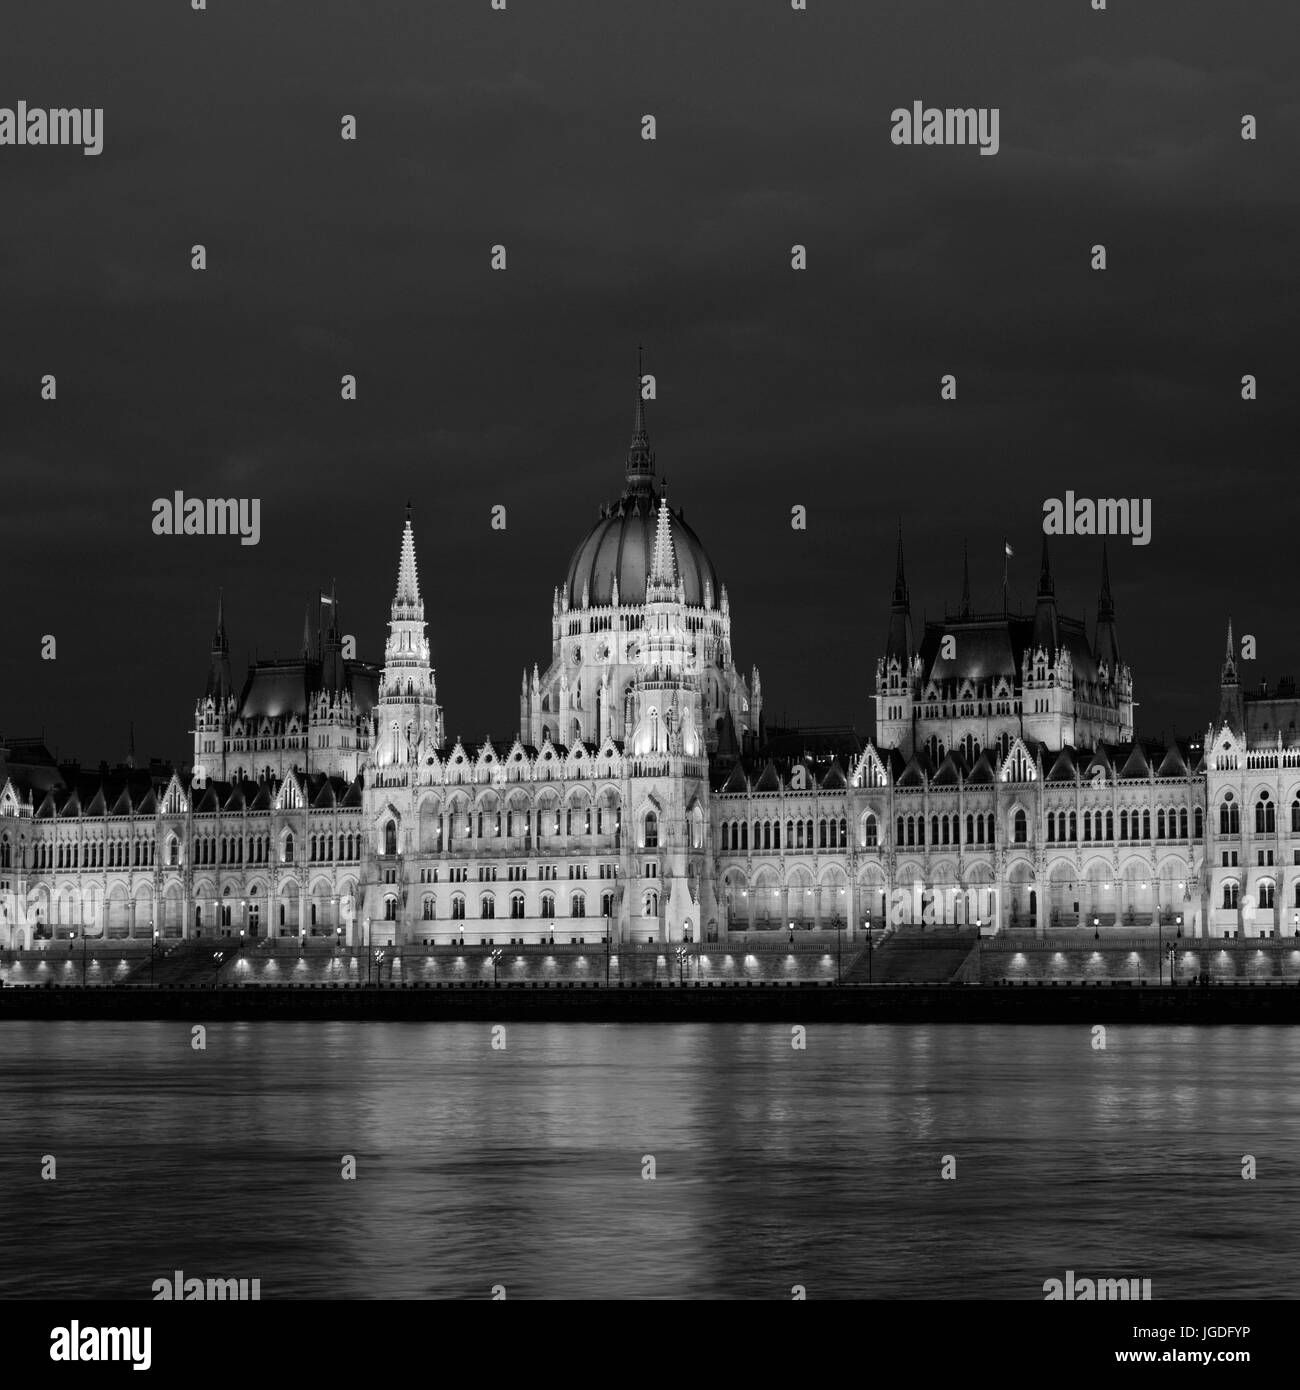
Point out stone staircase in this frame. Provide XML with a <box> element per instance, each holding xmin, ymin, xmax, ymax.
<box><xmin>126</xmin><ymin>938</ymin><xmax>241</xmax><ymax>988</ymax></box>
<box><xmin>842</xmin><ymin>928</ymin><xmax>980</xmax><ymax>984</ymax></box>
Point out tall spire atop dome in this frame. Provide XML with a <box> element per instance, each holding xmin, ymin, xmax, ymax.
<box><xmin>625</xmin><ymin>343</ymin><xmax>655</xmax><ymax>494</ymax></box>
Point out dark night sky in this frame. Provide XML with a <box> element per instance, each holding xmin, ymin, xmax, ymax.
<box><xmin>1</xmin><ymin>0</ymin><xmax>1296</xmax><ymax>766</ymax></box>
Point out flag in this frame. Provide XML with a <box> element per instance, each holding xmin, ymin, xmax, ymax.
<box><xmin>319</xmin><ymin>592</ymin><xmax>334</xmax><ymax>606</ymax></box>
<box><xmin>1004</xmin><ymin>541</ymin><xmax>1014</xmax><ymax>557</ymax></box>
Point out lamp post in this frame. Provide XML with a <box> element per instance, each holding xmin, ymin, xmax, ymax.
<box><xmin>1158</xmin><ymin>913</ymin><xmax>1163</xmax><ymax>985</ymax></box>
<box><xmin>212</xmin><ymin>950</ymin><xmax>224</xmax><ymax>987</ymax></box>
<box><xmin>491</xmin><ymin>947</ymin><xmax>502</xmax><ymax>986</ymax></box>
<box><xmin>366</xmin><ymin>917</ymin><xmax>371</xmax><ymax>984</ymax></box>
<box><xmin>866</xmin><ymin>913</ymin><xmax>873</xmax><ymax>984</ymax></box>
<box><xmin>676</xmin><ymin>944</ymin><xmax>687</xmax><ymax>986</ymax></box>
<box><xmin>836</xmin><ymin>916</ymin><xmax>843</xmax><ymax>984</ymax></box>
<box><xmin>81</xmin><ymin>930</ymin><xmax>87</xmax><ymax>987</ymax></box>
<box><xmin>605</xmin><ymin>910</ymin><xmax>611</xmax><ymax>987</ymax></box>
<box><xmin>374</xmin><ymin>950</ymin><xmax>385</xmax><ymax>987</ymax></box>
<box><xmin>151</xmin><ymin>928</ymin><xmax>159</xmax><ymax>987</ymax></box>
<box><xmin>1093</xmin><ymin>915</ymin><xmax>1100</xmax><ymax>942</ymax></box>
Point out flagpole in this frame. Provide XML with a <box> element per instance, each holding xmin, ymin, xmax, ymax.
<box><xmin>1002</xmin><ymin>536</ymin><xmax>1008</xmax><ymax>615</ymax></box>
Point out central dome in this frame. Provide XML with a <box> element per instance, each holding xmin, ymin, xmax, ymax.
<box><xmin>563</xmin><ymin>378</ymin><xmax>720</xmax><ymax>610</ymax></box>
<box><xmin>564</xmin><ymin>484</ymin><xmax>720</xmax><ymax>610</ymax></box>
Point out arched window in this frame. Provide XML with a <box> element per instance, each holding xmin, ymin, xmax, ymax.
<box><xmin>985</xmin><ymin>813</ymin><xmax>995</xmax><ymax>843</ymax></box>
<box><xmin>1013</xmin><ymin>809</ymin><xmax>1028</xmax><ymax>843</ymax></box>
<box><xmin>931</xmin><ymin>815</ymin><xmax>940</xmax><ymax>845</ymax></box>
<box><xmin>541</xmin><ymin>893</ymin><xmax>555</xmax><ymax>919</ymax></box>
<box><xmin>906</xmin><ymin>818</ymin><xmax>915</xmax><ymax>847</ymax></box>
<box><xmin>383</xmin><ymin>895</ymin><xmax>397</xmax><ymax>921</ymax></box>
<box><xmin>451</xmin><ymin>895</ymin><xmax>465</xmax><ymax>921</ymax></box>
<box><xmin>1142</xmin><ymin>811</ymin><xmax>1151</xmax><ymax>840</ymax></box>
<box><xmin>966</xmin><ymin>813</ymin><xmax>974</xmax><ymax>845</ymax></box>
<box><xmin>1046</xmin><ymin>813</ymin><xmax>1055</xmax><ymax>843</ymax></box>
<box><xmin>1082</xmin><ymin>811</ymin><xmax>1092</xmax><ymax>843</ymax></box>
<box><xmin>422</xmin><ymin>896</ymin><xmax>435</xmax><ymax>920</ymax></box>
<box><xmin>643</xmin><ymin>890</ymin><xmax>659</xmax><ymax>917</ymax></box>
<box><xmin>863</xmin><ymin>815</ymin><xmax>878</xmax><ymax>848</ymax></box>
<box><xmin>1221</xmin><ymin>800</ymin><xmax>1240</xmax><ymax>835</ymax></box>
<box><xmin>1119</xmin><ymin>809</ymin><xmax>1129</xmax><ymax>840</ymax></box>
<box><xmin>644</xmin><ymin>812</ymin><xmax>658</xmax><ymax>850</ymax></box>
<box><xmin>1223</xmin><ymin>882</ymin><xmax>1239</xmax><ymax>909</ymax></box>
<box><xmin>1256</xmin><ymin>793</ymin><xmax>1275</xmax><ymax>834</ymax></box>
<box><xmin>284</xmin><ymin>833</ymin><xmax>294</xmax><ymax>864</ymax></box>
<box><xmin>570</xmin><ymin>893</ymin><xmax>586</xmax><ymax>918</ymax></box>
<box><xmin>897</xmin><ymin>817</ymin><xmax>906</xmax><ymax>846</ymax></box>
<box><xmin>763</xmin><ymin>822</ymin><xmax>771</xmax><ymax>851</ymax></box>
<box><xmin>1194</xmin><ymin>807</ymin><xmax>1204</xmax><ymax>839</ymax></box>
<box><xmin>384</xmin><ymin>821</ymin><xmax>397</xmax><ymax>855</ymax></box>
<box><xmin>481</xmin><ymin>894</ymin><xmax>495</xmax><ymax>919</ymax></box>
<box><xmin>511</xmin><ymin>893</ymin><xmax>525</xmax><ymax>919</ymax></box>
<box><xmin>1157</xmin><ymin>810</ymin><xmax>1166</xmax><ymax>839</ymax></box>
<box><xmin>1178</xmin><ymin>808</ymin><xmax>1187</xmax><ymax>839</ymax></box>
<box><xmin>721</xmin><ymin>824</ymin><xmax>730</xmax><ymax>852</ymax></box>
<box><xmin>917</xmin><ymin>817</ymin><xmax>926</xmax><ymax>846</ymax></box>
<box><xmin>838</xmin><ymin>818</ymin><xmax>847</xmax><ymax>848</ymax></box>
<box><xmin>740</xmin><ymin>823</ymin><xmax>748</xmax><ymax>850</ymax></box>
<box><xmin>1106</xmin><ymin>811</ymin><xmax>1114</xmax><ymax>841</ymax></box>
<box><xmin>1259</xmin><ymin>881</ymin><xmax>1275</xmax><ymax>909</ymax></box>
<box><xmin>772</xmin><ymin>821</ymin><xmax>781</xmax><ymax>850</ymax></box>
<box><xmin>601</xmin><ymin>891</ymin><xmax>615</xmax><ymax>918</ymax></box>
<box><xmin>1293</xmin><ymin>798</ymin><xmax>1300</xmax><ymax>833</ymax></box>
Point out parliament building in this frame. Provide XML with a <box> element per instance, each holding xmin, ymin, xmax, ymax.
<box><xmin>0</xmin><ymin>386</ymin><xmax>1292</xmax><ymax>951</ymax></box>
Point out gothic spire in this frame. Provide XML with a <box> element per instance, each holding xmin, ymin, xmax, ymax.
<box><xmin>213</xmin><ymin>588</ymin><xmax>227</xmax><ymax>650</ymax></box>
<box><xmin>624</xmin><ymin>344</ymin><xmax>655</xmax><ymax>493</ymax></box>
<box><xmin>1094</xmin><ymin>541</ymin><xmax>1121</xmax><ymax>671</ymax></box>
<box><xmin>1098</xmin><ymin>542</ymin><xmax>1114</xmax><ymax>621</ymax></box>
<box><xmin>650</xmin><ymin>494</ymin><xmax>677</xmax><ymax>585</ymax></box>
<box><xmin>1037</xmin><ymin>534</ymin><xmax>1055</xmax><ymax>598</ymax></box>
<box><xmin>960</xmin><ymin>539</ymin><xmax>971</xmax><ymax>618</ymax></box>
<box><xmin>892</xmin><ymin>521</ymin><xmax>908</xmax><ymax>604</ymax></box>
<box><xmin>885</xmin><ymin>522</ymin><xmax>913</xmax><ymax>662</ymax></box>
<box><xmin>393</xmin><ymin>511</ymin><xmax>423</xmax><ymax>617</ymax></box>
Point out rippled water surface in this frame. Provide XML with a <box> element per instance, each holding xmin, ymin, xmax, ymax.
<box><xmin>2</xmin><ymin>1022</ymin><xmax>1296</xmax><ymax>1299</ymax></box>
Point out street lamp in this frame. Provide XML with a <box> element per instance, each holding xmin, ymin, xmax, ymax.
<box><xmin>1093</xmin><ymin>915</ymin><xmax>1100</xmax><ymax>941</ymax></box>
<box><xmin>212</xmin><ymin>950</ymin><xmax>224</xmax><ymax>987</ymax></box>
<box><xmin>836</xmin><ymin>916</ymin><xmax>843</xmax><ymax>984</ymax></box>
<box><xmin>1158</xmin><ymin>913</ymin><xmax>1163</xmax><ymax>985</ymax></box>
<box><xmin>374</xmin><ymin>950</ymin><xmax>385</xmax><ymax>986</ymax></box>
<box><xmin>151</xmin><ymin>928</ymin><xmax>159</xmax><ymax>987</ymax></box>
<box><xmin>676</xmin><ymin>944</ymin><xmax>687</xmax><ymax>986</ymax></box>
<box><xmin>490</xmin><ymin>947</ymin><xmax>502</xmax><ymax>986</ymax></box>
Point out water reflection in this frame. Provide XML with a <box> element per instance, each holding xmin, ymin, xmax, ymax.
<box><xmin>0</xmin><ymin>1022</ymin><xmax>1296</xmax><ymax>1299</ymax></box>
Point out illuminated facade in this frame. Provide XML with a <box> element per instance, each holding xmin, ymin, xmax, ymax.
<box><xmin>6</xmin><ymin>386</ymin><xmax>1289</xmax><ymax>952</ymax></box>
